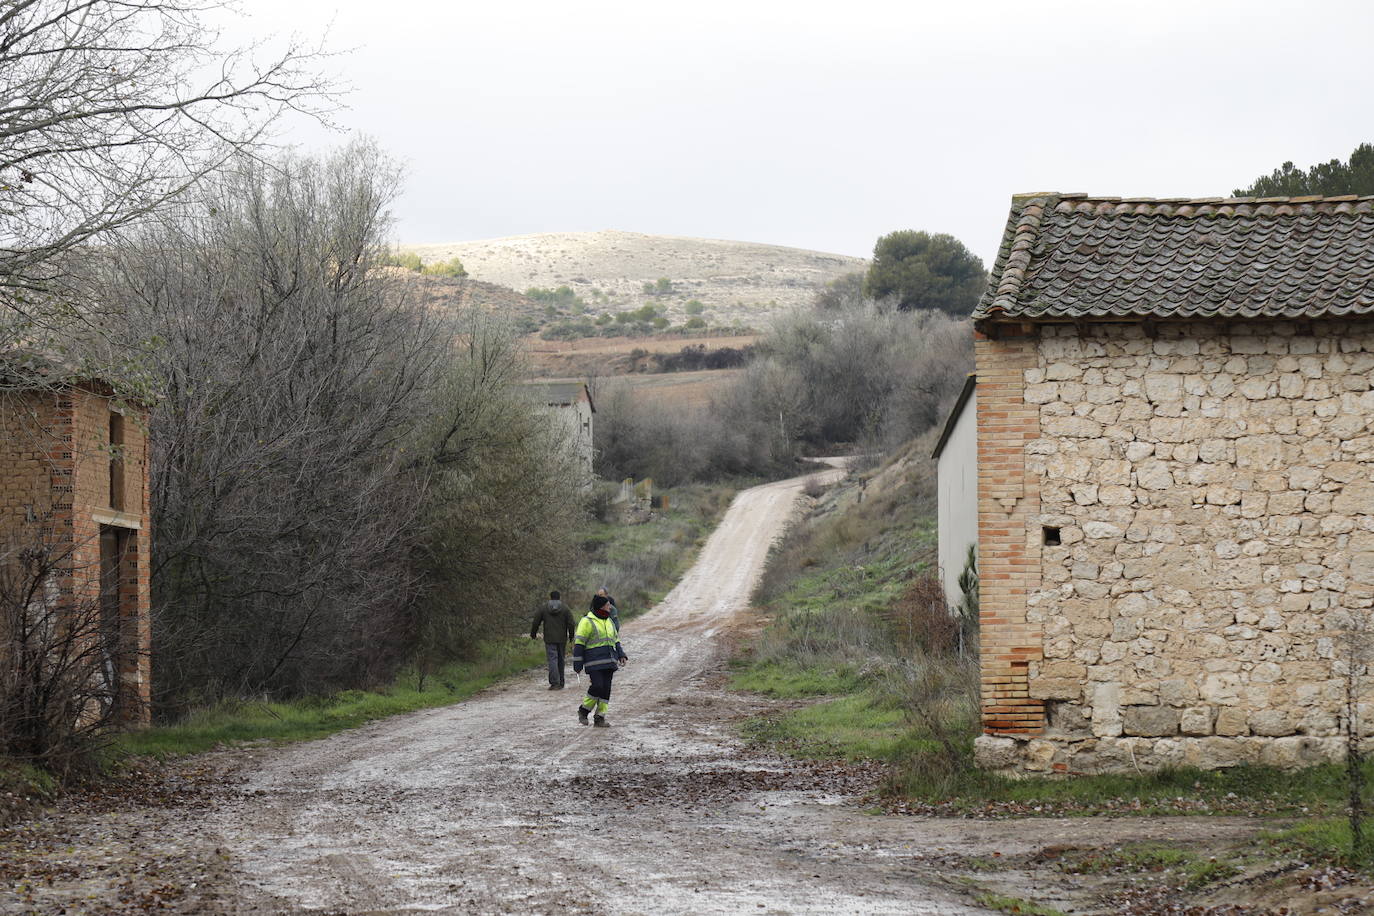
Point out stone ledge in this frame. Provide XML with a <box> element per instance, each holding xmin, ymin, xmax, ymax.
<box><xmin>975</xmin><ymin>733</ymin><xmax>1346</xmax><ymax>775</ymax></box>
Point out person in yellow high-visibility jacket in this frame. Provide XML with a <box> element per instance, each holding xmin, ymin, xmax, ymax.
<box><xmin>573</xmin><ymin>595</ymin><xmax>628</xmax><ymax>727</ymax></box>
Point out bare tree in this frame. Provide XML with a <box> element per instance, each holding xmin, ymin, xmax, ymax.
<box><xmin>94</xmin><ymin>140</ymin><xmax>592</xmax><ymax>709</ymax></box>
<box><xmin>411</xmin><ymin>307</ymin><xmax>588</xmax><ymax>676</ymax></box>
<box><xmin>103</xmin><ymin>140</ymin><xmax>441</xmax><ymax>703</ymax></box>
<box><xmin>0</xmin><ymin>520</ymin><xmax>128</xmax><ymax>776</ymax></box>
<box><xmin>1</xmin><ymin>0</ymin><xmax>331</xmax><ymax>348</ymax></box>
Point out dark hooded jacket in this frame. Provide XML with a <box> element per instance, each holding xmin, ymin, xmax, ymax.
<box><xmin>530</xmin><ymin>600</ymin><xmax>576</xmax><ymax>644</ymax></box>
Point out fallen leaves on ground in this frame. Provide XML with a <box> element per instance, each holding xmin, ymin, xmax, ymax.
<box><xmin>0</xmin><ymin>758</ymin><xmax>243</xmax><ymax>914</ymax></box>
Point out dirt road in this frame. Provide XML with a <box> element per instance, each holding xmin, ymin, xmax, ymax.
<box><xmin>2</xmin><ymin>469</ymin><xmax>1274</xmax><ymax>915</ymax></box>
<box><xmin>199</xmin><ymin>467</ymin><xmax>982</xmax><ymax>914</ymax></box>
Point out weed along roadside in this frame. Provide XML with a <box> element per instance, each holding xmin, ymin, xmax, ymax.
<box><xmin>108</xmin><ymin>483</ymin><xmax>736</xmax><ymax>761</ymax></box>
<box><xmin>731</xmin><ymin>447</ymin><xmax>1374</xmax><ymax>914</ymax></box>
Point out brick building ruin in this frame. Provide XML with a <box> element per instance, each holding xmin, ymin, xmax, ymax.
<box><xmin>1</xmin><ymin>375</ymin><xmax>151</xmax><ymax>727</ymax></box>
<box><xmin>969</xmin><ymin>193</ymin><xmax>1374</xmax><ymax>773</ymax></box>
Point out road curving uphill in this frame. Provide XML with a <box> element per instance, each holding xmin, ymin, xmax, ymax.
<box><xmin>200</xmin><ymin>462</ymin><xmax>982</xmax><ymax>914</ymax></box>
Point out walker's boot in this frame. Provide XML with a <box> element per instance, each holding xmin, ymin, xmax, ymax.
<box><xmin>548</xmin><ymin>684</ymin><xmax>558</xmax><ymax>690</ymax></box>
<box><xmin>578</xmin><ymin>705</ymin><xmax>590</xmax><ymax>726</ymax></box>
<box><xmin>593</xmin><ymin>715</ymin><xmax>609</xmax><ymax>728</ymax></box>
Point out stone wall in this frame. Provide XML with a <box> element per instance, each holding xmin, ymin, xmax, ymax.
<box><xmin>975</xmin><ymin>319</ymin><xmax>1374</xmax><ymax>774</ymax></box>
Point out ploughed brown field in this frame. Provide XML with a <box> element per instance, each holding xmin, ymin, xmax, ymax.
<box><xmin>526</xmin><ymin>329</ymin><xmax>754</xmax><ymax>410</ymax></box>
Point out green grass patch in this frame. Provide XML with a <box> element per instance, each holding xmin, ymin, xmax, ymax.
<box><xmin>1061</xmin><ymin>842</ymin><xmax>1194</xmax><ymax>875</ymax></box>
<box><xmin>1181</xmin><ymin>856</ymin><xmax>1241</xmax><ymax>889</ymax></box>
<box><xmin>1262</xmin><ymin>816</ymin><xmax>1374</xmax><ymax>868</ymax></box>
<box><xmin>741</xmin><ymin>690</ymin><xmax>944</xmax><ymax>761</ymax></box>
<box><xmin>727</xmin><ymin>658</ymin><xmax>863</xmax><ymax>698</ymax></box>
<box><xmin>0</xmin><ymin>760</ymin><xmax>58</xmax><ymax>800</ymax></box>
<box><xmin>972</xmin><ymin>892</ymin><xmax>1067</xmax><ymax>916</ymax></box>
<box><xmin>114</xmin><ymin>638</ymin><xmax>544</xmax><ymax>758</ymax></box>
<box><xmin>888</xmin><ymin>751</ymin><xmax>1374</xmax><ymax>817</ymax></box>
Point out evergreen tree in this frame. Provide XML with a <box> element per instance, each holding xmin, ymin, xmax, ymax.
<box><xmin>863</xmin><ymin>230</ymin><xmax>986</xmax><ymax>316</ymax></box>
<box><xmin>1235</xmin><ymin>143</ymin><xmax>1374</xmax><ymax>197</ymax></box>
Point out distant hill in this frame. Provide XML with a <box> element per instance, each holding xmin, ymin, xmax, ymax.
<box><xmin>400</xmin><ymin>273</ymin><xmax>545</xmax><ymax>324</ymax></box>
<box><xmin>403</xmin><ymin>230</ymin><xmax>866</xmax><ymax>327</ymax></box>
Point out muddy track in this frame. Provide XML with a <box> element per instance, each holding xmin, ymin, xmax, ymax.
<box><xmin>201</xmin><ymin>466</ymin><xmax>973</xmax><ymax>914</ymax></box>
<box><xmin>2</xmin><ymin>468</ymin><xmax>1277</xmax><ymax>915</ymax></box>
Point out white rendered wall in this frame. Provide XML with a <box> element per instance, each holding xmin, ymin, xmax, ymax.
<box><xmin>937</xmin><ymin>389</ymin><xmax>978</xmax><ymax>610</ymax></box>
<box><xmin>545</xmin><ymin>399</ymin><xmax>595</xmax><ymax>486</ymax></box>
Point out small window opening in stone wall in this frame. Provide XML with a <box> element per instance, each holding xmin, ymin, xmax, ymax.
<box><xmin>1043</xmin><ymin>526</ymin><xmax>1061</xmax><ymax>546</ymax></box>
<box><xmin>109</xmin><ymin>411</ymin><xmax>125</xmax><ymax>511</ymax></box>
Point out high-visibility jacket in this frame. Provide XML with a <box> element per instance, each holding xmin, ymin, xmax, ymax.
<box><xmin>573</xmin><ymin>613</ymin><xmax>626</xmax><ymax>671</ymax></box>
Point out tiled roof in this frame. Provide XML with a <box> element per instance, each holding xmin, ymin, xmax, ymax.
<box><xmin>974</xmin><ymin>193</ymin><xmax>1374</xmax><ymax>323</ymax></box>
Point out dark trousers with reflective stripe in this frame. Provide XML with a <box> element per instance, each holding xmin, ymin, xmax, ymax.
<box><xmin>582</xmin><ymin>667</ymin><xmax>615</xmax><ymax>716</ymax></box>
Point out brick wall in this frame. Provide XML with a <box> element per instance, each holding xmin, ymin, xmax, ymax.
<box><xmin>0</xmin><ymin>385</ymin><xmax>151</xmax><ymax>727</ymax></box>
<box><xmin>0</xmin><ymin>390</ymin><xmax>61</xmax><ymax>539</ymax></box>
<box><xmin>71</xmin><ymin>387</ymin><xmax>151</xmax><ymax>724</ymax></box>
<box><xmin>974</xmin><ymin>330</ymin><xmax>1045</xmax><ymax>736</ymax></box>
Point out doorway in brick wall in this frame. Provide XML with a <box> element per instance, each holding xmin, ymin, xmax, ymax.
<box><xmin>98</xmin><ymin>525</ymin><xmax>134</xmax><ymax>717</ymax></box>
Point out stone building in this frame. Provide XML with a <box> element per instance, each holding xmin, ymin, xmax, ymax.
<box><xmin>1</xmin><ymin>373</ymin><xmax>152</xmax><ymax>726</ymax></box>
<box><xmin>970</xmin><ymin>193</ymin><xmax>1374</xmax><ymax>774</ymax></box>
<box><xmin>525</xmin><ymin>381</ymin><xmax>596</xmax><ymax>486</ymax></box>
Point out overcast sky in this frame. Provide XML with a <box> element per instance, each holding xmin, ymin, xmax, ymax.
<box><xmin>227</xmin><ymin>0</ymin><xmax>1374</xmax><ymax>266</ymax></box>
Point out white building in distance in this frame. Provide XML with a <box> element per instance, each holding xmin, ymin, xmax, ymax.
<box><xmin>525</xmin><ymin>381</ymin><xmax>596</xmax><ymax>487</ymax></box>
<box><xmin>932</xmin><ymin>373</ymin><xmax>977</xmax><ymax>611</ymax></box>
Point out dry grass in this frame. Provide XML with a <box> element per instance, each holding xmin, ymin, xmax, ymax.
<box><xmin>609</xmin><ymin>370</ymin><xmax>744</xmax><ymax>409</ymax></box>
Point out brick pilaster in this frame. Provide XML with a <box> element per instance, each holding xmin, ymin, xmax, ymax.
<box><xmin>975</xmin><ymin>330</ymin><xmax>1045</xmax><ymax>735</ymax></box>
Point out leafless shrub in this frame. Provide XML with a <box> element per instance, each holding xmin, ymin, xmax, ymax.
<box><xmin>0</xmin><ymin>527</ymin><xmax>124</xmax><ymax>777</ymax></box>
<box><xmin>594</xmin><ymin>380</ymin><xmax>783</xmax><ymax>486</ymax></box>
<box><xmin>890</xmin><ymin>574</ymin><xmax>960</xmax><ymax>656</ymax></box>
<box><xmin>585</xmin><ymin>481</ymin><xmax>621</xmax><ymax>523</ymax></box>
<box><xmin>598</xmin><ymin>300</ymin><xmax>973</xmax><ymax>486</ymax></box>
<box><xmin>884</xmin><ymin>650</ymin><xmax>981</xmax><ymax>784</ymax></box>
<box><xmin>106</xmin><ymin>143</ymin><xmax>436</xmax><ymax>703</ymax></box>
<box><xmin>758</xmin><ymin>300</ymin><xmax>973</xmax><ymax>452</ymax></box>
<box><xmin>1</xmin><ymin>0</ymin><xmax>332</xmax><ymax>358</ymax></box>
<box><xmin>747</xmin><ymin>607</ymin><xmax>892</xmax><ymax>676</ymax></box>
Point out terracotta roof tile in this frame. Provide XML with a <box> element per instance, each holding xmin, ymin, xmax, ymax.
<box><xmin>974</xmin><ymin>193</ymin><xmax>1374</xmax><ymax>322</ymax></box>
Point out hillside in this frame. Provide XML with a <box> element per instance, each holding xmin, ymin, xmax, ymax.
<box><xmin>403</xmin><ymin>230</ymin><xmax>866</xmax><ymax>327</ymax></box>
<box><xmin>399</xmin><ymin>273</ymin><xmax>546</xmax><ymax>324</ymax></box>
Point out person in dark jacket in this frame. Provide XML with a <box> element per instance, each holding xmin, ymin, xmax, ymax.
<box><xmin>573</xmin><ymin>595</ymin><xmax>627</xmax><ymax>726</ymax></box>
<box><xmin>530</xmin><ymin>590</ymin><xmax>576</xmax><ymax>689</ymax></box>
<box><xmin>589</xmin><ymin>586</ymin><xmax>621</xmax><ymax>631</ymax></box>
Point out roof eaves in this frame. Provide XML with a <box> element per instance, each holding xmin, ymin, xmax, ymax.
<box><xmin>973</xmin><ymin>193</ymin><xmax>1062</xmax><ymax>322</ymax></box>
